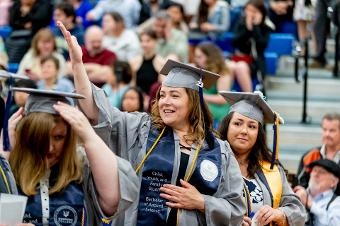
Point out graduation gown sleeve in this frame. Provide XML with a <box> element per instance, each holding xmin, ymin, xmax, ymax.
<box><xmin>90</xmin><ymin>84</ymin><xmax>151</xmax><ymax>162</ymax></box>
<box><xmin>277</xmin><ymin>167</ymin><xmax>307</xmax><ymax>226</ymax></box>
<box><xmin>81</xmin><ymin>149</ymin><xmax>139</xmax><ymax>225</ymax></box>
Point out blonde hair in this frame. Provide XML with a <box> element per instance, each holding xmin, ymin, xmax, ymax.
<box><xmin>9</xmin><ymin>113</ymin><xmax>83</xmax><ymax>195</ymax></box>
<box><xmin>31</xmin><ymin>28</ymin><xmax>57</xmax><ymax>56</ymax></box>
<box><xmin>150</xmin><ymin>87</ymin><xmax>215</xmax><ymax>144</ymax></box>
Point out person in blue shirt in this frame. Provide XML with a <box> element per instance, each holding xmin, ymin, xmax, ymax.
<box><xmin>294</xmin><ymin>159</ymin><xmax>340</xmax><ymax>226</ymax></box>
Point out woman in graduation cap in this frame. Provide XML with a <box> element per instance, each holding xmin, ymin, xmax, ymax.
<box><xmin>57</xmin><ymin>21</ymin><xmax>246</xmax><ymax>226</ymax></box>
<box><xmin>218</xmin><ymin>91</ymin><xmax>306</xmax><ymax>226</ymax></box>
<box><xmin>7</xmin><ymin>88</ymin><xmax>139</xmax><ymax>225</ymax></box>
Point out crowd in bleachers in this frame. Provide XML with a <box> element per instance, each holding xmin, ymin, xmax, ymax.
<box><xmin>0</xmin><ymin>0</ymin><xmax>340</xmax><ymax>226</ymax></box>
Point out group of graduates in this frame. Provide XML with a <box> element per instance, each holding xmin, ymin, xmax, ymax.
<box><xmin>0</xmin><ymin>20</ymin><xmax>327</xmax><ymax>226</ymax></box>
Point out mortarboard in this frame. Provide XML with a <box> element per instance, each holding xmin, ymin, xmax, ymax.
<box><xmin>219</xmin><ymin>91</ymin><xmax>284</xmax><ymax>125</ymax></box>
<box><xmin>0</xmin><ymin>70</ymin><xmax>30</xmax><ymax>151</ymax></box>
<box><xmin>160</xmin><ymin>59</ymin><xmax>219</xmax><ymax>91</ymax></box>
<box><xmin>219</xmin><ymin>90</ymin><xmax>284</xmax><ymax>169</ymax></box>
<box><xmin>11</xmin><ymin>87</ymin><xmax>85</xmax><ymax>115</ymax></box>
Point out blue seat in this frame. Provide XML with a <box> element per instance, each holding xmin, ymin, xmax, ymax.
<box><xmin>7</xmin><ymin>63</ymin><xmax>19</xmax><ymax>73</ymax></box>
<box><xmin>0</xmin><ymin>26</ymin><xmax>12</xmax><ymax>39</ymax></box>
<box><xmin>215</xmin><ymin>32</ymin><xmax>235</xmax><ymax>54</ymax></box>
<box><xmin>264</xmin><ymin>52</ymin><xmax>278</xmax><ymax>75</ymax></box>
<box><xmin>266</xmin><ymin>33</ymin><xmax>295</xmax><ymax>56</ymax></box>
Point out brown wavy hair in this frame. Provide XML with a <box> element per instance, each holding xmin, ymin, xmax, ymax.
<box><xmin>9</xmin><ymin>113</ymin><xmax>83</xmax><ymax>195</ymax></box>
<box><xmin>218</xmin><ymin>112</ymin><xmax>273</xmax><ymax>177</ymax></box>
<box><xmin>196</xmin><ymin>42</ymin><xmax>229</xmax><ymax>75</ymax></box>
<box><xmin>150</xmin><ymin>86</ymin><xmax>215</xmax><ymax>144</ymax></box>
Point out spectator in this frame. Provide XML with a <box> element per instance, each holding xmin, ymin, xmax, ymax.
<box><xmin>297</xmin><ymin>113</ymin><xmax>340</xmax><ymax>188</ymax></box>
<box><xmin>153</xmin><ymin>10</ymin><xmax>188</xmax><ymax>62</ymax></box>
<box><xmin>294</xmin><ymin>159</ymin><xmax>340</xmax><ymax>226</ymax></box>
<box><xmin>129</xmin><ymin>29</ymin><xmax>165</xmax><ymax>96</ymax></box>
<box><xmin>37</xmin><ymin>55</ymin><xmax>74</xmax><ymax>93</ymax></box>
<box><xmin>18</xmin><ymin>28</ymin><xmax>66</xmax><ymax>81</ymax></box>
<box><xmin>190</xmin><ymin>0</ymin><xmax>230</xmax><ymax>39</ymax></box>
<box><xmin>67</xmin><ymin>0</ymin><xmax>94</xmax><ymax>29</ymax></box>
<box><xmin>171</xmin><ymin>0</ymin><xmax>201</xmax><ymax>21</ymax></box>
<box><xmin>309</xmin><ymin>0</ymin><xmax>330</xmax><ymax>67</ymax></box>
<box><xmin>6</xmin><ymin>0</ymin><xmax>53</xmax><ymax>63</ymax></box>
<box><xmin>80</xmin><ymin>25</ymin><xmax>117</xmax><ymax>87</ymax></box>
<box><xmin>163</xmin><ymin>1</ymin><xmax>189</xmax><ymax>33</ymax></box>
<box><xmin>268</xmin><ymin>0</ymin><xmax>294</xmax><ymax>33</ymax></box>
<box><xmin>120</xmin><ymin>86</ymin><xmax>145</xmax><ymax>112</ymax></box>
<box><xmin>231</xmin><ymin>0</ymin><xmax>272</xmax><ymax>91</ymax></box>
<box><xmin>194</xmin><ymin>42</ymin><xmax>232</xmax><ymax>124</ymax></box>
<box><xmin>10</xmin><ymin>79</ymin><xmax>37</xmax><ymax>117</ymax></box>
<box><xmin>52</xmin><ymin>2</ymin><xmax>85</xmax><ymax>59</ymax></box>
<box><xmin>102</xmin><ymin>12</ymin><xmax>141</xmax><ymax>62</ymax></box>
<box><xmin>86</xmin><ymin>0</ymin><xmax>141</xmax><ymax>28</ymax></box>
<box><xmin>8</xmin><ymin>0</ymin><xmax>52</xmax><ymax>34</ymax></box>
<box><xmin>102</xmin><ymin>61</ymin><xmax>132</xmax><ymax>108</ymax></box>
<box><xmin>293</xmin><ymin>0</ymin><xmax>316</xmax><ymax>43</ymax></box>
<box><xmin>0</xmin><ymin>0</ymin><xmax>12</xmax><ymax>26</ymax></box>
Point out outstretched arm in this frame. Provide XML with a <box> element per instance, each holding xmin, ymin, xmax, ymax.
<box><xmin>56</xmin><ymin>21</ymin><xmax>99</xmax><ymax>123</ymax></box>
<box><xmin>54</xmin><ymin>102</ymin><xmax>120</xmax><ymax>215</ymax></box>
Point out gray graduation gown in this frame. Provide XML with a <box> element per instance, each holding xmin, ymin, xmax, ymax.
<box><xmin>0</xmin><ymin>154</ymin><xmax>18</xmax><ymax>194</ymax></box>
<box><xmin>80</xmin><ymin>149</ymin><xmax>139</xmax><ymax>225</ymax></box>
<box><xmin>89</xmin><ymin>85</ymin><xmax>246</xmax><ymax>226</ymax></box>
<box><xmin>253</xmin><ymin>166</ymin><xmax>306</xmax><ymax>226</ymax></box>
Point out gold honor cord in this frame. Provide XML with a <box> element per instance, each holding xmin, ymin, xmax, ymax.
<box><xmin>274</xmin><ymin>113</ymin><xmax>280</xmax><ymax>162</ymax></box>
<box><xmin>0</xmin><ymin>164</ymin><xmax>10</xmax><ymax>193</ymax></box>
<box><xmin>243</xmin><ymin>182</ymin><xmax>252</xmax><ymax>217</ymax></box>
<box><xmin>135</xmin><ymin>127</ymin><xmax>166</xmax><ymax>174</ymax></box>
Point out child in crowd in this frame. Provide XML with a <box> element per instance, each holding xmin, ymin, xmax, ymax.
<box><xmin>120</xmin><ymin>86</ymin><xmax>144</xmax><ymax>112</ymax></box>
<box><xmin>37</xmin><ymin>55</ymin><xmax>74</xmax><ymax>93</ymax></box>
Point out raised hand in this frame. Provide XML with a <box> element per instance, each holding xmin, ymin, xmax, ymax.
<box><xmin>8</xmin><ymin>107</ymin><xmax>24</xmax><ymax>148</ymax></box>
<box><xmin>56</xmin><ymin>21</ymin><xmax>83</xmax><ymax>64</ymax></box>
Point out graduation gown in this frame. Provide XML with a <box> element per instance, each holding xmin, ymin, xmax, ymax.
<box><xmin>251</xmin><ymin>166</ymin><xmax>306</xmax><ymax>226</ymax></box>
<box><xmin>89</xmin><ymin>85</ymin><xmax>246</xmax><ymax>226</ymax></box>
<box><xmin>19</xmin><ymin>149</ymin><xmax>139</xmax><ymax>226</ymax></box>
<box><xmin>0</xmin><ymin>155</ymin><xmax>18</xmax><ymax>194</ymax></box>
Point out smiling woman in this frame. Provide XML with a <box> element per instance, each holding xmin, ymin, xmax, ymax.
<box><xmin>218</xmin><ymin>91</ymin><xmax>306</xmax><ymax>226</ymax></box>
<box><xmin>57</xmin><ymin>18</ymin><xmax>246</xmax><ymax>226</ymax></box>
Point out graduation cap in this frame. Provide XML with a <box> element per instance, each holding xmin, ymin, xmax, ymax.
<box><xmin>160</xmin><ymin>59</ymin><xmax>219</xmax><ymax>91</ymax></box>
<box><xmin>160</xmin><ymin>59</ymin><xmax>219</xmax><ymax>148</ymax></box>
<box><xmin>0</xmin><ymin>70</ymin><xmax>30</xmax><ymax>151</ymax></box>
<box><xmin>219</xmin><ymin>91</ymin><xmax>284</xmax><ymax>125</ymax></box>
<box><xmin>219</xmin><ymin>91</ymin><xmax>284</xmax><ymax>169</ymax></box>
<box><xmin>11</xmin><ymin>87</ymin><xmax>85</xmax><ymax>115</ymax></box>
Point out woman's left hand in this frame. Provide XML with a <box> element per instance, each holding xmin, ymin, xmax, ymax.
<box><xmin>53</xmin><ymin>102</ymin><xmax>95</xmax><ymax>141</ymax></box>
<box><xmin>256</xmin><ymin>205</ymin><xmax>284</xmax><ymax>226</ymax></box>
<box><xmin>159</xmin><ymin>179</ymin><xmax>205</xmax><ymax>212</ymax></box>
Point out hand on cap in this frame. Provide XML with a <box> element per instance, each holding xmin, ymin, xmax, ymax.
<box><xmin>56</xmin><ymin>21</ymin><xmax>83</xmax><ymax>64</ymax></box>
<box><xmin>8</xmin><ymin>107</ymin><xmax>24</xmax><ymax>149</ymax></box>
<box><xmin>53</xmin><ymin>102</ymin><xmax>95</xmax><ymax>142</ymax></box>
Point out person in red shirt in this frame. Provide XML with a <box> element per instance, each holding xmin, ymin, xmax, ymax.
<box><xmin>67</xmin><ymin>25</ymin><xmax>116</xmax><ymax>87</ymax></box>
